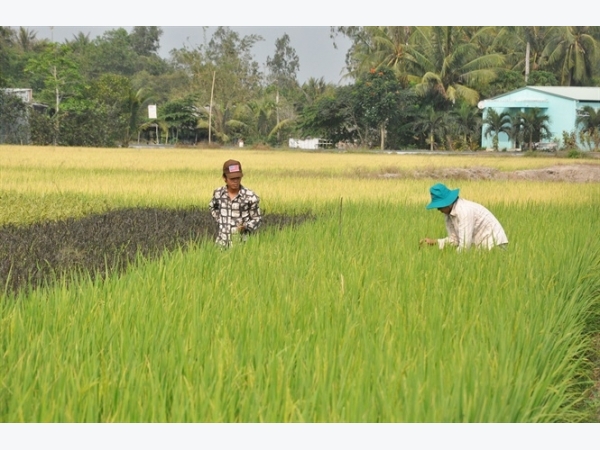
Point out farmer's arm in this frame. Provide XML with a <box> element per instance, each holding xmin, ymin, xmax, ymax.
<box><xmin>242</xmin><ymin>194</ymin><xmax>262</xmax><ymax>232</ymax></box>
<box><xmin>208</xmin><ymin>191</ymin><xmax>220</xmax><ymax>222</ymax></box>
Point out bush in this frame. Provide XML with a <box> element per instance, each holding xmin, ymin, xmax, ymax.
<box><xmin>568</xmin><ymin>149</ymin><xmax>583</xmax><ymax>159</ymax></box>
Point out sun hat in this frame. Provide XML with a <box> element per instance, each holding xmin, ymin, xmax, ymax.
<box><xmin>223</xmin><ymin>159</ymin><xmax>243</xmax><ymax>178</ymax></box>
<box><xmin>426</xmin><ymin>183</ymin><xmax>460</xmax><ymax>209</ymax></box>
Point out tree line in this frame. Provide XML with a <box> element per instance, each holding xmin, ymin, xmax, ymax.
<box><xmin>1</xmin><ymin>26</ymin><xmax>599</xmax><ymax>150</ymax></box>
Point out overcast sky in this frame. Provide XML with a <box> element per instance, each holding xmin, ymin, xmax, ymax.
<box><xmin>4</xmin><ymin>1</ymin><xmax>589</xmax><ymax>86</ymax></box>
<box><xmin>25</xmin><ymin>26</ymin><xmax>353</xmax><ymax>85</ymax></box>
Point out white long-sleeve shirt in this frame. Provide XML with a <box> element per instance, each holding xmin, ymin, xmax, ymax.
<box><xmin>438</xmin><ymin>198</ymin><xmax>508</xmax><ymax>250</ymax></box>
<box><xmin>208</xmin><ymin>185</ymin><xmax>261</xmax><ymax>247</ymax></box>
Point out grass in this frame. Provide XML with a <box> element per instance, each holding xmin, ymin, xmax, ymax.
<box><xmin>2</xmin><ymin>201</ymin><xmax>599</xmax><ymax>422</ymax></box>
<box><xmin>1</xmin><ymin>145</ymin><xmax>599</xmax><ymax>422</ymax></box>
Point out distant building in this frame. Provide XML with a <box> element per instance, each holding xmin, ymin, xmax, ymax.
<box><xmin>0</xmin><ymin>88</ymin><xmax>48</xmax><ymax>144</ymax></box>
<box><xmin>288</xmin><ymin>138</ymin><xmax>333</xmax><ymax>150</ymax></box>
<box><xmin>4</xmin><ymin>88</ymin><xmax>33</xmax><ymax>103</ymax></box>
<box><xmin>480</xmin><ymin>86</ymin><xmax>600</xmax><ymax>151</ymax></box>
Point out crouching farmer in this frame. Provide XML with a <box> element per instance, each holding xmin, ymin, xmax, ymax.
<box><xmin>420</xmin><ymin>183</ymin><xmax>508</xmax><ymax>251</ymax></box>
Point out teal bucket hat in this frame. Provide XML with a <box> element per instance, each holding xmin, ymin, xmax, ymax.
<box><xmin>426</xmin><ymin>183</ymin><xmax>460</xmax><ymax>209</ymax></box>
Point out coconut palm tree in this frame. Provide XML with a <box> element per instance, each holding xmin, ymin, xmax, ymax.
<box><xmin>126</xmin><ymin>87</ymin><xmax>153</xmax><ymax>145</ymax></box>
<box><xmin>492</xmin><ymin>26</ymin><xmax>552</xmax><ymax>81</ymax></box>
<box><xmin>507</xmin><ymin>110</ymin><xmax>524</xmax><ymax>150</ymax></box>
<box><xmin>483</xmin><ymin>109</ymin><xmax>511</xmax><ymax>150</ymax></box>
<box><xmin>575</xmin><ymin>105</ymin><xmax>600</xmax><ymax>150</ymax></box>
<box><xmin>348</xmin><ymin>26</ymin><xmax>416</xmax><ymax>78</ymax></box>
<box><xmin>16</xmin><ymin>27</ymin><xmax>38</xmax><ymax>52</ymax></box>
<box><xmin>575</xmin><ymin>105</ymin><xmax>600</xmax><ymax>134</ymax></box>
<box><xmin>542</xmin><ymin>26</ymin><xmax>599</xmax><ymax>86</ymax></box>
<box><xmin>408</xmin><ymin>26</ymin><xmax>506</xmax><ymax>106</ymax></box>
<box><xmin>413</xmin><ymin>105</ymin><xmax>453</xmax><ymax>151</ymax></box>
<box><xmin>452</xmin><ymin>102</ymin><xmax>482</xmax><ymax>150</ymax></box>
<box><xmin>520</xmin><ymin>108</ymin><xmax>551</xmax><ymax>149</ymax></box>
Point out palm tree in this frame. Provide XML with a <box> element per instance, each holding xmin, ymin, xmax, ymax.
<box><xmin>507</xmin><ymin>110</ymin><xmax>524</xmax><ymax>150</ymax></box>
<box><xmin>520</xmin><ymin>108</ymin><xmax>551</xmax><ymax>149</ymax></box>
<box><xmin>413</xmin><ymin>105</ymin><xmax>453</xmax><ymax>151</ymax></box>
<box><xmin>16</xmin><ymin>27</ymin><xmax>37</xmax><ymax>52</ymax></box>
<box><xmin>542</xmin><ymin>26</ymin><xmax>599</xmax><ymax>86</ymax></box>
<box><xmin>575</xmin><ymin>105</ymin><xmax>600</xmax><ymax>134</ymax></box>
<box><xmin>452</xmin><ymin>102</ymin><xmax>482</xmax><ymax>150</ymax></box>
<box><xmin>492</xmin><ymin>26</ymin><xmax>552</xmax><ymax>82</ymax></box>
<box><xmin>126</xmin><ymin>87</ymin><xmax>153</xmax><ymax>145</ymax></box>
<box><xmin>348</xmin><ymin>26</ymin><xmax>415</xmax><ymax>78</ymax></box>
<box><xmin>483</xmin><ymin>109</ymin><xmax>510</xmax><ymax>150</ymax></box>
<box><xmin>408</xmin><ymin>26</ymin><xmax>506</xmax><ymax>106</ymax></box>
<box><xmin>300</xmin><ymin>77</ymin><xmax>333</xmax><ymax>106</ymax></box>
<box><xmin>575</xmin><ymin>106</ymin><xmax>600</xmax><ymax>150</ymax></box>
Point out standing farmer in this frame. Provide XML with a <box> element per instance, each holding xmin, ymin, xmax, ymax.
<box><xmin>209</xmin><ymin>159</ymin><xmax>262</xmax><ymax>248</ymax></box>
<box><xmin>420</xmin><ymin>183</ymin><xmax>508</xmax><ymax>251</ymax></box>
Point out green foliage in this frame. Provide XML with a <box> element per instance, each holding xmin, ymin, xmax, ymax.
<box><xmin>483</xmin><ymin>109</ymin><xmax>511</xmax><ymax>150</ymax></box>
<box><xmin>266</xmin><ymin>32</ymin><xmax>300</xmax><ymax>94</ymax></box>
<box><xmin>527</xmin><ymin>70</ymin><xmax>558</xmax><ymax>86</ymax></box>
<box><xmin>562</xmin><ymin>130</ymin><xmax>578</xmax><ymax>150</ymax></box>
<box><xmin>0</xmin><ymin>90</ymin><xmax>29</xmax><ymax>144</ymax></box>
<box><xmin>450</xmin><ymin>101</ymin><xmax>483</xmax><ymax>150</ymax></box>
<box><xmin>568</xmin><ymin>149</ymin><xmax>583</xmax><ymax>158</ymax></box>
<box><xmin>159</xmin><ymin>97</ymin><xmax>201</xmax><ymax>144</ymax></box>
<box><xmin>129</xmin><ymin>26</ymin><xmax>163</xmax><ymax>57</ymax></box>
<box><xmin>3</xmin><ymin>26</ymin><xmax>600</xmax><ymax>149</ymax></box>
<box><xmin>412</xmin><ymin>105</ymin><xmax>454</xmax><ymax>150</ymax></box>
<box><xmin>353</xmin><ymin>66</ymin><xmax>406</xmax><ymax>149</ymax></box>
<box><xmin>58</xmin><ymin>100</ymin><xmax>127</xmax><ymax>147</ymax></box>
<box><xmin>298</xmin><ymin>85</ymin><xmax>356</xmax><ymax>143</ymax></box>
<box><xmin>478</xmin><ymin>70</ymin><xmax>525</xmax><ymax>99</ymax></box>
<box><xmin>520</xmin><ymin>107</ymin><xmax>552</xmax><ymax>149</ymax></box>
<box><xmin>28</xmin><ymin>108</ymin><xmax>53</xmax><ymax>145</ymax></box>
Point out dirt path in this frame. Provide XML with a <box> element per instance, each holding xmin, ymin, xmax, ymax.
<box><xmin>407</xmin><ymin>163</ymin><xmax>600</xmax><ymax>183</ymax></box>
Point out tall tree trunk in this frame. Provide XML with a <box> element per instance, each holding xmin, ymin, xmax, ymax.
<box><xmin>276</xmin><ymin>88</ymin><xmax>280</xmax><ymax>144</ymax></box>
<box><xmin>209</xmin><ymin>71</ymin><xmax>215</xmax><ymax>144</ymax></box>
<box><xmin>525</xmin><ymin>41</ymin><xmax>530</xmax><ymax>84</ymax></box>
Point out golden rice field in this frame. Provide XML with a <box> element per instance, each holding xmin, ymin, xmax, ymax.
<box><xmin>1</xmin><ymin>146</ymin><xmax>599</xmax><ymax>224</ymax></box>
<box><xmin>1</xmin><ymin>145</ymin><xmax>599</xmax><ymax>423</ymax></box>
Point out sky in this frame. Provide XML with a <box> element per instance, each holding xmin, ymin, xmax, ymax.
<box><xmin>5</xmin><ymin>0</ymin><xmax>588</xmax><ymax>87</ymax></box>
<box><xmin>25</xmin><ymin>26</ymin><xmax>354</xmax><ymax>85</ymax></box>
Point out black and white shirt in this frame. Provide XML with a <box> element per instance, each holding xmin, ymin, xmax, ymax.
<box><xmin>209</xmin><ymin>186</ymin><xmax>262</xmax><ymax>247</ymax></box>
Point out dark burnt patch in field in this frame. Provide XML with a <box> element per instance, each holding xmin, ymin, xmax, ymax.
<box><xmin>1</xmin><ymin>207</ymin><xmax>313</xmax><ymax>297</ymax></box>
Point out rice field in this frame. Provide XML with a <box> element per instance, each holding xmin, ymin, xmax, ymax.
<box><xmin>1</xmin><ymin>145</ymin><xmax>599</xmax><ymax>423</ymax></box>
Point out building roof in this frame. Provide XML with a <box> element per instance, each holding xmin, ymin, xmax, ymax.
<box><xmin>479</xmin><ymin>86</ymin><xmax>600</xmax><ymax>110</ymax></box>
<box><xmin>526</xmin><ymin>86</ymin><xmax>600</xmax><ymax>101</ymax></box>
<box><xmin>488</xmin><ymin>86</ymin><xmax>600</xmax><ymax>102</ymax></box>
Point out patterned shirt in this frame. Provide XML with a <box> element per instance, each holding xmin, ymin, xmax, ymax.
<box><xmin>438</xmin><ymin>198</ymin><xmax>508</xmax><ymax>250</ymax></box>
<box><xmin>208</xmin><ymin>185</ymin><xmax>262</xmax><ymax>247</ymax></box>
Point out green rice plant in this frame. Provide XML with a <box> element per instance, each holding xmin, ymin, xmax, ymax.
<box><xmin>2</xmin><ymin>201</ymin><xmax>598</xmax><ymax>422</ymax></box>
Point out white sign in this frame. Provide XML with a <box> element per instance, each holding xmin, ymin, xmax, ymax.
<box><xmin>148</xmin><ymin>104</ymin><xmax>157</xmax><ymax>119</ymax></box>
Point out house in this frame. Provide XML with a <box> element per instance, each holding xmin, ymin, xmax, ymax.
<box><xmin>0</xmin><ymin>88</ymin><xmax>49</xmax><ymax>144</ymax></box>
<box><xmin>479</xmin><ymin>86</ymin><xmax>600</xmax><ymax>151</ymax></box>
<box><xmin>288</xmin><ymin>138</ymin><xmax>333</xmax><ymax>150</ymax></box>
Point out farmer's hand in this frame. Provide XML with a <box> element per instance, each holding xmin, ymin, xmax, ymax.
<box><xmin>419</xmin><ymin>238</ymin><xmax>437</xmax><ymax>247</ymax></box>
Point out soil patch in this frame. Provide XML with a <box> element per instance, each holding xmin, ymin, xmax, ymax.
<box><xmin>377</xmin><ymin>164</ymin><xmax>600</xmax><ymax>183</ymax></box>
<box><xmin>0</xmin><ymin>207</ymin><xmax>312</xmax><ymax>297</ymax></box>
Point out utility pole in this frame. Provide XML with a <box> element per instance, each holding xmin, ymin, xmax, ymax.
<box><xmin>525</xmin><ymin>41</ymin><xmax>530</xmax><ymax>84</ymax></box>
<box><xmin>208</xmin><ymin>71</ymin><xmax>215</xmax><ymax>144</ymax></box>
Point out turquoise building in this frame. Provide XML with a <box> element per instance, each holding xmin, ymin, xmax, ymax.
<box><xmin>480</xmin><ymin>86</ymin><xmax>600</xmax><ymax>150</ymax></box>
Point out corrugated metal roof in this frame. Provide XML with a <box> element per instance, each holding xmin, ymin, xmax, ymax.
<box><xmin>487</xmin><ymin>86</ymin><xmax>600</xmax><ymax>102</ymax></box>
<box><xmin>527</xmin><ymin>86</ymin><xmax>600</xmax><ymax>101</ymax></box>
